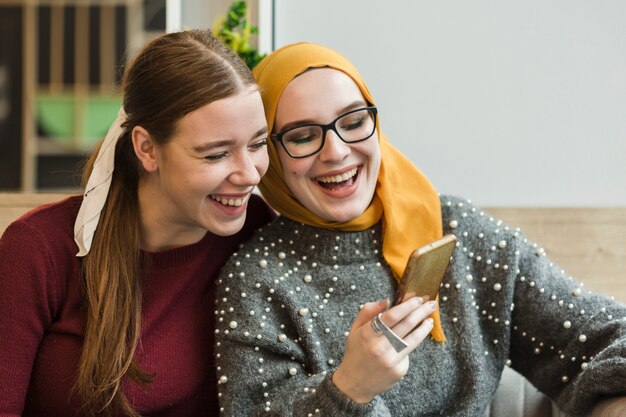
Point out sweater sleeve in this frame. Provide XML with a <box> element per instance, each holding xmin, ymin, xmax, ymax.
<box><xmin>0</xmin><ymin>220</ymin><xmax>59</xmax><ymax>416</ymax></box>
<box><xmin>214</xmin><ymin>255</ymin><xmax>391</xmax><ymax>417</ymax></box>
<box><xmin>507</xmin><ymin>230</ymin><xmax>626</xmax><ymax>417</ymax></box>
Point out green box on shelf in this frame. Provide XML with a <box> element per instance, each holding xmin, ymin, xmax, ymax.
<box><xmin>36</xmin><ymin>93</ymin><xmax>121</xmax><ymax>150</ymax></box>
<box><xmin>84</xmin><ymin>95</ymin><xmax>122</xmax><ymax>147</ymax></box>
<box><xmin>36</xmin><ymin>94</ymin><xmax>75</xmax><ymax>145</ymax></box>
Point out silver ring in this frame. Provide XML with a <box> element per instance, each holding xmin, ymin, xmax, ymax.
<box><xmin>371</xmin><ymin>313</ymin><xmax>408</xmax><ymax>353</ymax></box>
<box><xmin>370</xmin><ymin>314</ymin><xmax>385</xmax><ymax>334</ymax></box>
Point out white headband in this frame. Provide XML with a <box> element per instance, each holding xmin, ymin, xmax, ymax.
<box><xmin>74</xmin><ymin>107</ymin><xmax>127</xmax><ymax>257</ymax></box>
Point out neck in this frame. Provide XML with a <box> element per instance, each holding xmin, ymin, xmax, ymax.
<box><xmin>137</xmin><ymin>180</ymin><xmax>206</xmax><ymax>253</ymax></box>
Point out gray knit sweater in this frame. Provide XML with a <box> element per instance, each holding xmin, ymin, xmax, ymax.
<box><xmin>214</xmin><ymin>196</ymin><xmax>626</xmax><ymax>417</ymax></box>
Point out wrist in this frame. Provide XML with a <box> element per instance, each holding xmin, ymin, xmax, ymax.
<box><xmin>331</xmin><ymin>366</ymin><xmax>374</xmax><ymax>404</ymax></box>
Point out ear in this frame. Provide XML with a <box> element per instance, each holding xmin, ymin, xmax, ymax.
<box><xmin>131</xmin><ymin>126</ymin><xmax>158</xmax><ymax>172</ymax></box>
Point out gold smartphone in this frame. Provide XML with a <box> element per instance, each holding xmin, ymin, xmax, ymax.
<box><xmin>393</xmin><ymin>234</ymin><xmax>457</xmax><ymax>305</ymax></box>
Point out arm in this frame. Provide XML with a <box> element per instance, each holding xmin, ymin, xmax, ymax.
<box><xmin>507</xmin><ymin>230</ymin><xmax>626</xmax><ymax>417</ymax></box>
<box><xmin>0</xmin><ymin>221</ymin><xmax>57</xmax><ymax>415</ymax></box>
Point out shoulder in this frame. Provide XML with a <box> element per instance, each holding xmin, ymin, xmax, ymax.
<box><xmin>439</xmin><ymin>194</ymin><xmax>512</xmax><ymax>232</ymax></box>
<box><xmin>2</xmin><ymin>195</ymin><xmax>81</xmax><ymax>250</ymax></box>
<box><xmin>219</xmin><ymin>216</ymin><xmax>295</xmax><ymax>286</ymax></box>
<box><xmin>0</xmin><ymin>196</ymin><xmax>81</xmax><ymax>305</ymax></box>
<box><xmin>439</xmin><ymin>194</ymin><xmax>523</xmax><ymax>256</ymax></box>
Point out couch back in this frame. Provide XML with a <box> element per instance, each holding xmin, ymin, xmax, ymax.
<box><xmin>1</xmin><ymin>193</ymin><xmax>624</xmax><ymax>303</ymax></box>
<box><xmin>0</xmin><ymin>193</ymin><xmax>72</xmax><ymax>236</ymax></box>
<box><xmin>487</xmin><ymin>207</ymin><xmax>626</xmax><ymax>303</ymax></box>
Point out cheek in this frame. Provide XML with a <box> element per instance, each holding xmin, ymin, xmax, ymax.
<box><xmin>257</xmin><ymin>154</ymin><xmax>270</xmax><ymax>176</ymax></box>
<box><xmin>277</xmin><ymin>151</ymin><xmax>314</xmax><ymax>184</ymax></box>
<box><xmin>368</xmin><ymin>143</ymin><xmax>382</xmax><ymax>174</ymax></box>
<box><xmin>371</xmin><ymin>155</ymin><xmax>382</xmax><ymax>176</ymax></box>
<box><xmin>282</xmin><ymin>161</ymin><xmax>309</xmax><ymax>179</ymax></box>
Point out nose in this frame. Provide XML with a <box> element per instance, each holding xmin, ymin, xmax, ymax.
<box><xmin>318</xmin><ymin>130</ymin><xmax>350</xmax><ymax>162</ymax></box>
<box><xmin>230</xmin><ymin>152</ymin><xmax>262</xmax><ymax>186</ymax></box>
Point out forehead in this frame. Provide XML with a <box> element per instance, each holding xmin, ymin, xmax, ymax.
<box><xmin>276</xmin><ymin>68</ymin><xmax>365</xmax><ymax>122</ymax></box>
<box><xmin>166</xmin><ymin>88</ymin><xmax>266</xmax><ymax>153</ymax></box>
<box><xmin>176</xmin><ymin>89</ymin><xmax>264</xmax><ymax>136</ymax></box>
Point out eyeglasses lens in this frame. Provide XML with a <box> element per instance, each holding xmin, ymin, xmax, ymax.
<box><xmin>282</xmin><ymin>108</ymin><xmax>376</xmax><ymax>158</ymax></box>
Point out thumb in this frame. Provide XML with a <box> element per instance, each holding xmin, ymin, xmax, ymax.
<box><xmin>351</xmin><ymin>298</ymin><xmax>389</xmax><ymax>331</ymax></box>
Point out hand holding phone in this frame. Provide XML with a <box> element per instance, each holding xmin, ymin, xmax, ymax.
<box><xmin>393</xmin><ymin>234</ymin><xmax>457</xmax><ymax>305</ymax></box>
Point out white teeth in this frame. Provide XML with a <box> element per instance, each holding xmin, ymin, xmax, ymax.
<box><xmin>317</xmin><ymin>167</ymin><xmax>358</xmax><ymax>184</ymax></box>
<box><xmin>211</xmin><ymin>194</ymin><xmax>249</xmax><ymax>207</ymax></box>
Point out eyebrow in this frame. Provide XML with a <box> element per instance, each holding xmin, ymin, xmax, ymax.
<box><xmin>191</xmin><ymin>126</ymin><xmax>268</xmax><ymax>153</ymax></box>
<box><xmin>276</xmin><ymin>101</ymin><xmax>368</xmax><ymax>133</ymax></box>
<box><xmin>192</xmin><ymin>140</ymin><xmax>235</xmax><ymax>153</ymax></box>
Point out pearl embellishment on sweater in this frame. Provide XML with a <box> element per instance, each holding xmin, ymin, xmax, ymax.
<box><xmin>212</xmin><ymin>197</ymin><xmax>623</xmax><ymax>415</ymax></box>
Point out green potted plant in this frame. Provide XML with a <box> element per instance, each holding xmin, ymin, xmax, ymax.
<box><xmin>213</xmin><ymin>0</ymin><xmax>266</xmax><ymax>69</ymax></box>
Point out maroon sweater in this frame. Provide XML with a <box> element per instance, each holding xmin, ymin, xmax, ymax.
<box><xmin>0</xmin><ymin>195</ymin><xmax>274</xmax><ymax>417</ymax></box>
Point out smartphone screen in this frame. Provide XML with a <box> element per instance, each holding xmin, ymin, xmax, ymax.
<box><xmin>393</xmin><ymin>234</ymin><xmax>457</xmax><ymax>305</ymax></box>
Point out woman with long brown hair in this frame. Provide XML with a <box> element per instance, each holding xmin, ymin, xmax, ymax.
<box><xmin>0</xmin><ymin>29</ymin><xmax>273</xmax><ymax>416</ymax></box>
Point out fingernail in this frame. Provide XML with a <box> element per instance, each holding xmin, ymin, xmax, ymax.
<box><xmin>426</xmin><ymin>318</ymin><xmax>434</xmax><ymax>327</ymax></box>
<box><xmin>413</xmin><ymin>297</ymin><xmax>423</xmax><ymax>305</ymax></box>
<box><xmin>428</xmin><ymin>301</ymin><xmax>437</xmax><ymax>309</ymax></box>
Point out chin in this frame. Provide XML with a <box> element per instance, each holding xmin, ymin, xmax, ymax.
<box><xmin>320</xmin><ymin>206</ymin><xmax>367</xmax><ymax>223</ymax></box>
<box><xmin>207</xmin><ymin>218</ymin><xmax>246</xmax><ymax>237</ymax></box>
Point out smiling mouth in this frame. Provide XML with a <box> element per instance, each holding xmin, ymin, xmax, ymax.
<box><xmin>315</xmin><ymin>167</ymin><xmax>359</xmax><ymax>191</ymax></box>
<box><xmin>209</xmin><ymin>194</ymin><xmax>250</xmax><ymax>207</ymax></box>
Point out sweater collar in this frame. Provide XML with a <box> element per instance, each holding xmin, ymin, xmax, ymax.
<box><xmin>275</xmin><ymin>217</ymin><xmax>384</xmax><ymax>266</ymax></box>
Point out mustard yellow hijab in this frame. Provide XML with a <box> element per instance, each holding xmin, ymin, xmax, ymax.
<box><xmin>254</xmin><ymin>42</ymin><xmax>445</xmax><ymax>342</ymax></box>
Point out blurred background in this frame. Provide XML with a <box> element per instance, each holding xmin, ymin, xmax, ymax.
<box><xmin>1</xmin><ymin>0</ymin><xmax>625</xmax><ymax>207</ymax></box>
<box><xmin>0</xmin><ymin>0</ymin><xmax>244</xmax><ymax>192</ymax></box>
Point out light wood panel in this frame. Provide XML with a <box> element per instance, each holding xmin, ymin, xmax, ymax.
<box><xmin>486</xmin><ymin>207</ymin><xmax>626</xmax><ymax>303</ymax></box>
<box><xmin>0</xmin><ymin>193</ymin><xmax>73</xmax><ymax>235</ymax></box>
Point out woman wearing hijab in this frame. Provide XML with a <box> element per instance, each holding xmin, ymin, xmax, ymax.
<box><xmin>213</xmin><ymin>43</ymin><xmax>626</xmax><ymax>416</ymax></box>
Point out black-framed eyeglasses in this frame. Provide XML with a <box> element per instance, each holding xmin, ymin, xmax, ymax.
<box><xmin>271</xmin><ymin>106</ymin><xmax>378</xmax><ymax>158</ymax></box>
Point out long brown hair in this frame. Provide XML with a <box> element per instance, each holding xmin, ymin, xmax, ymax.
<box><xmin>77</xmin><ymin>29</ymin><xmax>256</xmax><ymax>416</ymax></box>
